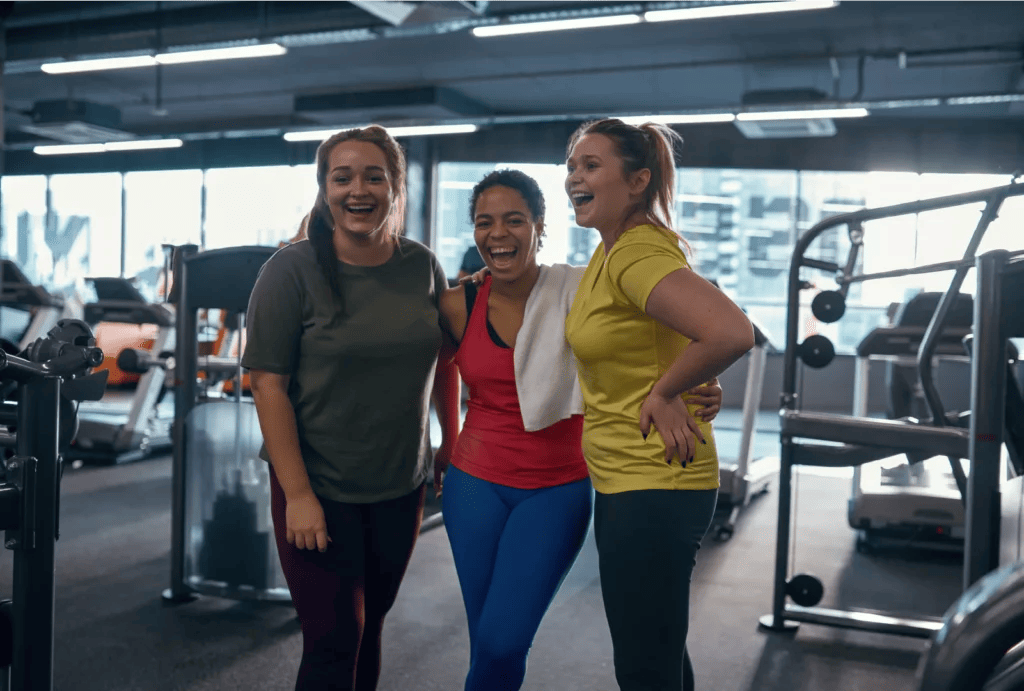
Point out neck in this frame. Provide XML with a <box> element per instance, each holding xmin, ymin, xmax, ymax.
<box><xmin>600</xmin><ymin>209</ymin><xmax>649</xmax><ymax>254</ymax></box>
<box><xmin>489</xmin><ymin>262</ymin><xmax>541</xmax><ymax>303</ymax></box>
<box><xmin>333</xmin><ymin>227</ymin><xmax>394</xmax><ymax>266</ymax></box>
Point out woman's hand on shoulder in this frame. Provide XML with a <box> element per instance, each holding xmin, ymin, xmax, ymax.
<box><xmin>460</xmin><ymin>266</ymin><xmax>490</xmax><ymax>285</ymax></box>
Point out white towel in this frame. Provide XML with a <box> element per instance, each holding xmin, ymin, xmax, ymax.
<box><xmin>513</xmin><ymin>263</ymin><xmax>587</xmax><ymax>432</ymax></box>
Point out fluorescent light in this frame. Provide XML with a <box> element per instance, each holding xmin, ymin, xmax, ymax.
<box><xmin>41</xmin><ymin>55</ymin><xmax>158</xmax><ymax>74</ymax></box>
<box><xmin>41</xmin><ymin>43</ymin><xmax>286</xmax><ymax>74</ymax></box>
<box><xmin>645</xmin><ymin>0</ymin><xmax>837</xmax><ymax>23</ymax></box>
<box><xmin>947</xmin><ymin>94</ymin><xmax>1024</xmax><ymax>105</ymax></box>
<box><xmin>103</xmin><ymin>138</ymin><xmax>183</xmax><ymax>151</ymax></box>
<box><xmin>34</xmin><ymin>143</ymin><xmax>107</xmax><ymax>155</ymax></box>
<box><xmin>284</xmin><ymin>124</ymin><xmax>478</xmax><ymax>142</ymax></box>
<box><xmin>736</xmin><ymin>107</ymin><xmax>869</xmax><ymax>121</ymax></box>
<box><xmin>155</xmin><ymin>43</ymin><xmax>287</xmax><ymax>65</ymax></box>
<box><xmin>387</xmin><ymin>124</ymin><xmax>478</xmax><ymax>137</ymax></box>
<box><xmin>472</xmin><ymin>14</ymin><xmax>641</xmax><ymax>37</ymax></box>
<box><xmin>34</xmin><ymin>139</ymin><xmax>183</xmax><ymax>155</ymax></box>
<box><xmin>618</xmin><ymin>113</ymin><xmax>736</xmax><ymax>125</ymax></box>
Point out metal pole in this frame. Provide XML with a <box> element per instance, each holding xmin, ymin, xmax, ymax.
<box><xmin>760</xmin><ymin>437</ymin><xmax>797</xmax><ymax>632</ymax></box>
<box><xmin>11</xmin><ymin>375</ymin><xmax>60</xmax><ymax>691</ymax></box>
<box><xmin>965</xmin><ymin>249</ymin><xmax>1009</xmax><ymax>589</ymax></box>
<box><xmin>163</xmin><ymin>245</ymin><xmax>199</xmax><ymax>603</ymax></box>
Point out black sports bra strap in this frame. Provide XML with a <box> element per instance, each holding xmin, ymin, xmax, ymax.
<box><xmin>464</xmin><ymin>280</ymin><xmax>479</xmax><ymax>318</ymax></box>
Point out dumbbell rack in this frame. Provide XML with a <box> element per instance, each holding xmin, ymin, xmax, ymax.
<box><xmin>759</xmin><ymin>180</ymin><xmax>1024</xmax><ymax>639</ymax></box>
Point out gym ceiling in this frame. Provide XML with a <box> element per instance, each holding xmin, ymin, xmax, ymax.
<box><xmin>2</xmin><ymin>0</ymin><xmax>1023</xmax><ymax>173</ymax></box>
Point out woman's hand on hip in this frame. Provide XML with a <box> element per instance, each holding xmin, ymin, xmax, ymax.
<box><xmin>639</xmin><ymin>391</ymin><xmax>706</xmax><ymax>466</ymax></box>
<box><xmin>686</xmin><ymin>377</ymin><xmax>723</xmax><ymax>423</ymax></box>
<box><xmin>286</xmin><ymin>492</ymin><xmax>331</xmax><ymax>552</ymax></box>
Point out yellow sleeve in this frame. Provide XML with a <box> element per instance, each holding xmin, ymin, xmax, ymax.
<box><xmin>606</xmin><ymin>241</ymin><xmax>689</xmax><ymax>311</ymax></box>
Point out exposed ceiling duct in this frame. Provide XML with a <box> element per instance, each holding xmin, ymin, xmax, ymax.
<box><xmin>19</xmin><ymin>100</ymin><xmax>134</xmax><ymax>144</ymax></box>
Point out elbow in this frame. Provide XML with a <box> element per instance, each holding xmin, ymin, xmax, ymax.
<box><xmin>708</xmin><ymin>319</ymin><xmax>755</xmax><ymax>366</ymax></box>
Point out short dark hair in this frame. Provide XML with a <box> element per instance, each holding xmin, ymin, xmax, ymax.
<box><xmin>470</xmin><ymin>169</ymin><xmax>546</xmax><ymax>223</ymax></box>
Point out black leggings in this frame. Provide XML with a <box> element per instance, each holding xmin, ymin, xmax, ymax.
<box><xmin>593</xmin><ymin>488</ymin><xmax>718</xmax><ymax>691</ymax></box>
<box><xmin>270</xmin><ymin>469</ymin><xmax>426</xmax><ymax>691</ymax></box>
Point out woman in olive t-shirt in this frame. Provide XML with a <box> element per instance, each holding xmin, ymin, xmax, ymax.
<box><xmin>242</xmin><ymin>126</ymin><xmax>460</xmax><ymax>691</ymax></box>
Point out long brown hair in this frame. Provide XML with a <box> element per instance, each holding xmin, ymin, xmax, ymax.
<box><xmin>306</xmin><ymin>126</ymin><xmax>408</xmax><ymax>305</ymax></box>
<box><xmin>567</xmin><ymin>117</ymin><xmax>689</xmax><ymax>253</ymax></box>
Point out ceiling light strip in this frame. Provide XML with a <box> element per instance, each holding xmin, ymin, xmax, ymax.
<box><xmin>41</xmin><ymin>44</ymin><xmax>287</xmax><ymax>74</ymax></box>
<box><xmin>644</xmin><ymin>0</ymin><xmax>839</xmax><ymax>23</ymax></box>
<box><xmin>34</xmin><ymin>139</ymin><xmax>183</xmax><ymax>155</ymax></box>
<box><xmin>736</xmin><ymin>107</ymin><xmax>869</xmax><ymax>121</ymax></box>
<box><xmin>472</xmin><ymin>14</ymin><xmax>641</xmax><ymax>37</ymax></box>
<box><xmin>284</xmin><ymin>124</ymin><xmax>478</xmax><ymax>142</ymax></box>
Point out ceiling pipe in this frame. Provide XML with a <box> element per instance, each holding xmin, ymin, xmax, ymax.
<box><xmin>7</xmin><ymin>89</ymin><xmax>1021</xmax><ymax>151</ymax></box>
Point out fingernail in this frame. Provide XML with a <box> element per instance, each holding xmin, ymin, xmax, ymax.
<box><xmin>701</xmin><ymin>440</ymin><xmax>706</xmax><ymax>445</ymax></box>
<box><xmin>642</xmin><ymin>432</ymin><xmax>648</xmax><ymax>440</ymax></box>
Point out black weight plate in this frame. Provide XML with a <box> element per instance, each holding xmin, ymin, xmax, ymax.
<box><xmin>799</xmin><ymin>334</ymin><xmax>835</xmax><ymax>368</ymax></box>
<box><xmin>786</xmin><ymin>573</ymin><xmax>824</xmax><ymax>607</ymax></box>
<box><xmin>812</xmin><ymin>290</ymin><xmax>846</xmax><ymax>324</ymax></box>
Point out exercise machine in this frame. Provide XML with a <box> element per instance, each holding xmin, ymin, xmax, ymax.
<box><xmin>0</xmin><ymin>260</ymin><xmax>65</xmax><ymax>353</ymax></box>
<box><xmin>0</xmin><ymin>320</ymin><xmax>107</xmax><ymax>691</ymax></box>
<box><xmin>714</xmin><ymin>317</ymin><xmax>779</xmax><ymax>541</ymax></box>
<box><xmin>914</xmin><ymin>252</ymin><xmax>1024</xmax><ymax>691</ymax></box>
<box><xmin>847</xmin><ymin>292</ymin><xmax>977</xmax><ymax>553</ymax></box>
<box><xmin>152</xmin><ymin>244</ymin><xmax>287</xmax><ymax>605</ymax></box>
<box><xmin>68</xmin><ymin>277</ymin><xmax>175</xmax><ymax>464</ymax></box>
<box><xmin>758</xmin><ymin>180</ymin><xmax>1024</xmax><ymax>640</ymax></box>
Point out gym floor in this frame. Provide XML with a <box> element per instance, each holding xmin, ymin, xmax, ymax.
<box><xmin>0</xmin><ymin>411</ymin><xmax>964</xmax><ymax>691</ymax></box>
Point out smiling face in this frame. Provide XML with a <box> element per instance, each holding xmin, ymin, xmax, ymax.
<box><xmin>324</xmin><ymin>139</ymin><xmax>394</xmax><ymax>240</ymax></box>
<box><xmin>565</xmin><ymin>132</ymin><xmax>649</xmax><ymax>234</ymax></box>
<box><xmin>473</xmin><ymin>185</ymin><xmax>542</xmax><ymax>282</ymax></box>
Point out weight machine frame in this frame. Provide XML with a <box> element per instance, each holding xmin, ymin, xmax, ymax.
<box><xmin>0</xmin><ymin>323</ymin><xmax>105</xmax><ymax>690</ymax></box>
<box><xmin>759</xmin><ymin>181</ymin><xmax>1024</xmax><ymax>639</ymax></box>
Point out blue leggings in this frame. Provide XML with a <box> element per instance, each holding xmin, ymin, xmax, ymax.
<box><xmin>442</xmin><ymin>465</ymin><xmax>593</xmax><ymax>691</ymax></box>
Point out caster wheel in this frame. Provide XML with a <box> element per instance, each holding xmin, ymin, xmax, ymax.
<box><xmin>714</xmin><ymin>525</ymin><xmax>734</xmax><ymax>542</ymax></box>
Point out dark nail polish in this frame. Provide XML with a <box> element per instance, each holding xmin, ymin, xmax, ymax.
<box><xmin>701</xmin><ymin>440</ymin><xmax>706</xmax><ymax>445</ymax></box>
<box><xmin>642</xmin><ymin>432</ymin><xmax>648</xmax><ymax>440</ymax></box>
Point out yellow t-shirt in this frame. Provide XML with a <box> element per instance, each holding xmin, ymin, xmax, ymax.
<box><xmin>565</xmin><ymin>224</ymin><xmax>719</xmax><ymax>494</ymax></box>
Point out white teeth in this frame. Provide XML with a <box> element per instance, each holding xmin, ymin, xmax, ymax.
<box><xmin>490</xmin><ymin>248</ymin><xmax>516</xmax><ymax>256</ymax></box>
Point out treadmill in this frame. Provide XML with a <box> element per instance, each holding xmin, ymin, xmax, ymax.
<box><xmin>68</xmin><ymin>277</ymin><xmax>176</xmax><ymax>464</ymax></box>
<box><xmin>714</xmin><ymin>316</ymin><xmax>779</xmax><ymax>540</ymax></box>
<box><xmin>0</xmin><ymin>259</ymin><xmax>65</xmax><ymax>351</ymax></box>
<box><xmin>848</xmin><ymin>292</ymin><xmax>975</xmax><ymax>552</ymax></box>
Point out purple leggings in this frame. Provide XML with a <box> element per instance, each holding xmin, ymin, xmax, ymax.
<box><xmin>270</xmin><ymin>469</ymin><xmax>426</xmax><ymax>691</ymax></box>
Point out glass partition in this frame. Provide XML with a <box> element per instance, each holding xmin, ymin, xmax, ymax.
<box><xmin>204</xmin><ymin>165</ymin><xmax>317</xmax><ymax>250</ymax></box>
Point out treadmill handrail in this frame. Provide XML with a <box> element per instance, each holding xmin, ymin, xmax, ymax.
<box><xmin>781</xmin><ymin>410</ymin><xmax>970</xmax><ymax>459</ymax></box>
<box><xmin>916</xmin><ymin>561</ymin><xmax>1024</xmax><ymax>691</ymax></box>
<box><xmin>84</xmin><ymin>299</ymin><xmax>173</xmax><ymax>327</ymax></box>
<box><xmin>857</xmin><ymin>325</ymin><xmax>972</xmax><ymax>358</ymax></box>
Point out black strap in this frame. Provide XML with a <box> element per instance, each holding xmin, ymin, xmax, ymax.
<box><xmin>464</xmin><ymin>280</ymin><xmax>478</xmax><ymax>318</ymax></box>
<box><xmin>462</xmin><ymin>281</ymin><xmax>509</xmax><ymax>349</ymax></box>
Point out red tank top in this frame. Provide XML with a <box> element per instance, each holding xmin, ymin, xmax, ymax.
<box><xmin>451</xmin><ymin>276</ymin><xmax>588</xmax><ymax>489</ymax></box>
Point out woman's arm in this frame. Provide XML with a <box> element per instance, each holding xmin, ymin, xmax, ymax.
<box><xmin>250</xmin><ymin>370</ymin><xmax>329</xmax><ymax>551</ymax></box>
<box><xmin>640</xmin><ymin>269</ymin><xmax>753</xmax><ymax>463</ymax></box>
<box><xmin>433</xmin><ymin>335</ymin><xmax>460</xmax><ymax>427</ymax></box>
<box><xmin>646</xmin><ymin>269</ymin><xmax>753</xmax><ymax>398</ymax></box>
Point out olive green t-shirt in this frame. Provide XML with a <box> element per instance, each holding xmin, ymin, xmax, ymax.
<box><xmin>241</xmin><ymin>237</ymin><xmax>447</xmax><ymax>504</ymax></box>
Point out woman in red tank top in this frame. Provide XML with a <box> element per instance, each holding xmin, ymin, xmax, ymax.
<box><xmin>435</xmin><ymin>169</ymin><xmax>722</xmax><ymax>691</ymax></box>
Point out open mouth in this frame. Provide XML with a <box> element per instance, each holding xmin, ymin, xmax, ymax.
<box><xmin>488</xmin><ymin>247</ymin><xmax>518</xmax><ymax>268</ymax></box>
<box><xmin>345</xmin><ymin>203</ymin><xmax>376</xmax><ymax>216</ymax></box>
<box><xmin>571</xmin><ymin>192</ymin><xmax>594</xmax><ymax>208</ymax></box>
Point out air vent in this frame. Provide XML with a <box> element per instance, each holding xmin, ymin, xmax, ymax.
<box><xmin>734</xmin><ymin>118</ymin><xmax>837</xmax><ymax>139</ymax></box>
<box><xmin>20</xmin><ymin>99</ymin><xmax>133</xmax><ymax>143</ymax></box>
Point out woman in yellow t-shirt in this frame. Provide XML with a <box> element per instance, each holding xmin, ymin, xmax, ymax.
<box><xmin>564</xmin><ymin>118</ymin><xmax>755</xmax><ymax>691</ymax></box>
